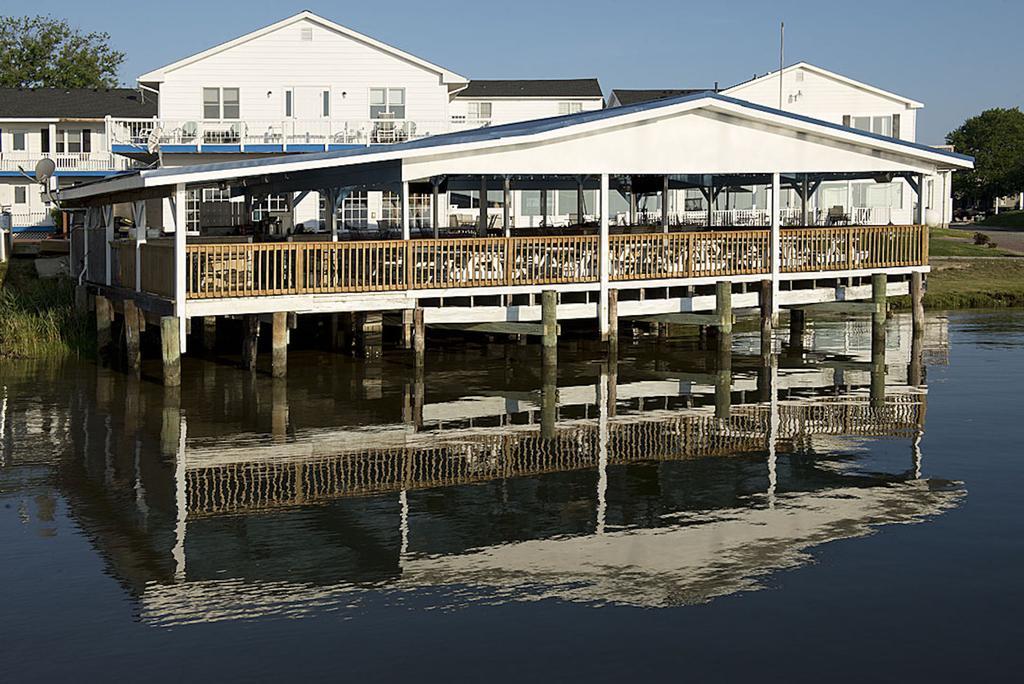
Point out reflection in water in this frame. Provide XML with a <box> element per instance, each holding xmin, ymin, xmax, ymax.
<box><xmin>0</xmin><ymin>313</ymin><xmax>960</xmax><ymax>627</ymax></box>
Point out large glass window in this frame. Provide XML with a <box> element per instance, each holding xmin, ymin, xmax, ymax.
<box><xmin>381</xmin><ymin>191</ymin><xmax>401</xmax><ymax>229</ymax></box>
<box><xmin>370</xmin><ymin>88</ymin><xmax>405</xmax><ymax>119</ymax></box>
<box><xmin>322</xmin><ymin>90</ymin><xmax>331</xmax><ymax>118</ymax></box>
<box><xmin>521</xmin><ymin>191</ymin><xmax>556</xmax><ymax>217</ymax></box>
<box><xmin>342</xmin><ymin>191</ymin><xmax>368</xmax><ymax>228</ymax></box>
<box><xmin>853</xmin><ymin>182</ymin><xmax>903</xmax><ymax>209</ymax></box>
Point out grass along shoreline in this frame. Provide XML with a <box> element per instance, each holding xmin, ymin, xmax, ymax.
<box><xmin>0</xmin><ymin>259</ymin><xmax>93</xmax><ymax>360</ymax></box>
<box><xmin>892</xmin><ymin>257</ymin><xmax>1024</xmax><ymax>310</ymax></box>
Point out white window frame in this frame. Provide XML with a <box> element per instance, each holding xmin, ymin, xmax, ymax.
<box><xmin>12</xmin><ymin>131</ymin><xmax>27</xmax><ymax>152</ymax></box>
<box><xmin>14</xmin><ymin>186</ymin><xmax>28</xmax><ymax>204</ymax></box>
<box><xmin>466</xmin><ymin>102</ymin><xmax>492</xmax><ymax>121</ymax></box>
<box><xmin>322</xmin><ymin>89</ymin><xmax>331</xmax><ymax>118</ymax></box>
<box><xmin>55</xmin><ymin>129</ymin><xmax>83</xmax><ymax>154</ymax></box>
<box><xmin>558</xmin><ymin>102</ymin><xmax>584</xmax><ymax>115</ymax></box>
<box><xmin>369</xmin><ymin>87</ymin><xmax>406</xmax><ymax>120</ymax></box>
<box><xmin>202</xmin><ymin>87</ymin><xmax>240</xmax><ymax>120</ymax></box>
<box><xmin>284</xmin><ymin>88</ymin><xmax>295</xmax><ymax>118</ymax></box>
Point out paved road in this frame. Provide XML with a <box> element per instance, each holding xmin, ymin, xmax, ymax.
<box><xmin>949</xmin><ymin>223</ymin><xmax>1024</xmax><ymax>254</ymax></box>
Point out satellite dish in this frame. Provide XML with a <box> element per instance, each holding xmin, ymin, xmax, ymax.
<box><xmin>146</xmin><ymin>126</ymin><xmax>162</xmax><ymax>155</ymax></box>
<box><xmin>34</xmin><ymin>157</ymin><xmax>56</xmax><ymax>184</ymax></box>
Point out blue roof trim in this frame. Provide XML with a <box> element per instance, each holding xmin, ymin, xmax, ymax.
<box><xmin>128</xmin><ymin>91</ymin><xmax>969</xmax><ymax>181</ymax></box>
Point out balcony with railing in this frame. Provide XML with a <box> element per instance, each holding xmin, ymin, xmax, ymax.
<box><xmin>109</xmin><ymin>117</ymin><xmax>454</xmax><ymax>153</ymax></box>
<box><xmin>0</xmin><ymin>152</ymin><xmax>135</xmax><ymax>174</ymax></box>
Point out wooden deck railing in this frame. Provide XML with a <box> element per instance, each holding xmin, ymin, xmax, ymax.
<box><xmin>779</xmin><ymin>225</ymin><xmax>928</xmax><ymax>273</ymax></box>
<box><xmin>128</xmin><ymin>226</ymin><xmax>928</xmax><ymax>300</ymax></box>
<box><xmin>609</xmin><ymin>230</ymin><xmax>770</xmax><ymax>281</ymax></box>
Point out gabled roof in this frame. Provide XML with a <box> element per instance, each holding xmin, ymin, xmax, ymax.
<box><xmin>456</xmin><ymin>79</ymin><xmax>603</xmax><ymax>99</ymax></box>
<box><xmin>725</xmin><ymin>62</ymin><xmax>924</xmax><ymax>109</ymax></box>
<box><xmin>0</xmin><ymin>88</ymin><xmax>157</xmax><ymax>119</ymax></box>
<box><xmin>137</xmin><ymin>11</ymin><xmax>468</xmax><ymax>85</ymax></box>
<box><xmin>609</xmin><ymin>89</ymin><xmax>709</xmax><ymax>107</ymax></box>
<box><xmin>60</xmin><ymin>91</ymin><xmax>972</xmax><ymax>202</ymax></box>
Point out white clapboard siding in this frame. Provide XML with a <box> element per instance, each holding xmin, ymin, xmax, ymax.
<box><xmin>725</xmin><ymin>66</ymin><xmax>918</xmax><ymax>142</ymax></box>
<box><xmin>155</xmin><ymin>17</ymin><xmax>452</xmax><ymax>125</ymax></box>
<box><xmin>450</xmin><ymin>98</ymin><xmax>605</xmax><ymax>127</ymax></box>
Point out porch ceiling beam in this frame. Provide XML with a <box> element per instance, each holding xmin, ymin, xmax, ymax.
<box><xmin>228</xmin><ymin>160</ymin><xmax>403</xmax><ymax>197</ymax></box>
<box><xmin>68</xmin><ymin>185</ymin><xmax>174</xmax><ymax>208</ymax></box>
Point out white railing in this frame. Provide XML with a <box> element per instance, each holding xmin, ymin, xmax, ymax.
<box><xmin>8</xmin><ymin>210</ymin><xmax>52</xmax><ymax>228</ymax></box>
<box><xmin>0</xmin><ymin>152</ymin><xmax>134</xmax><ymax>173</ymax></box>
<box><xmin>109</xmin><ymin>118</ymin><xmax>456</xmax><ymax>148</ymax></box>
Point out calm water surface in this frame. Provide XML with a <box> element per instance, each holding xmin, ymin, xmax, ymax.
<box><xmin>1</xmin><ymin>311</ymin><xmax>1022</xmax><ymax>681</ymax></box>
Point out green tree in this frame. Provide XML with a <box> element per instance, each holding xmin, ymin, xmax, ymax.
<box><xmin>0</xmin><ymin>15</ymin><xmax>125</xmax><ymax>89</ymax></box>
<box><xmin>947</xmin><ymin>108</ymin><xmax>1024</xmax><ymax>206</ymax></box>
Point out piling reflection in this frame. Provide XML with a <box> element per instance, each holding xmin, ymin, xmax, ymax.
<box><xmin>0</xmin><ymin>313</ymin><xmax>957</xmax><ymax>625</ymax></box>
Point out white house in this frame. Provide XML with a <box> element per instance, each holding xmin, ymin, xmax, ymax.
<box><xmin>0</xmin><ymin>88</ymin><xmax>152</xmax><ymax>233</ymax></box>
<box><xmin>609</xmin><ymin>63</ymin><xmax>954</xmax><ymax>227</ymax></box>
<box><xmin>100</xmin><ymin>12</ymin><xmax>610</xmax><ymax>234</ymax></box>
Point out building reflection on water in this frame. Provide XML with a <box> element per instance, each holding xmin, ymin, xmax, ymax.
<box><xmin>0</xmin><ymin>314</ymin><xmax>961</xmax><ymax>625</ymax></box>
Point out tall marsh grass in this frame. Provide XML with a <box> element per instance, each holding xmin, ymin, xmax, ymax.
<box><xmin>0</xmin><ymin>260</ymin><xmax>93</xmax><ymax>359</ymax></box>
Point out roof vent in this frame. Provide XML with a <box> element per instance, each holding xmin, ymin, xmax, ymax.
<box><xmin>301</xmin><ymin>27</ymin><xmax>313</xmax><ymax>41</ymax></box>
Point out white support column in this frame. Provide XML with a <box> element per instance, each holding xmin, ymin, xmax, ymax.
<box><xmin>173</xmin><ymin>183</ymin><xmax>188</xmax><ymax>351</ymax></box>
<box><xmin>771</xmin><ymin>172</ymin><xmax>781</xmax><ymax>319</ymax></box>
<box><xmin>326</xmin><ymin>188</ymin><xmax>339</xmax><ymax>242</ymax></box>
<box><xmin>503</xmin><ymin>176</ymin><xmax>512</xmax><ymax>237</ymax></box>
<box><xmin>599</xmin><ymin>173</ymin><xmax>611</xmax><ymax>338</ymax></box>
<box><xmin>917</xmin><ymin>173</ymin><xmax>926</xmax><ymax>225</ymax></box>
<box><xmin>133</xmin><ymin>199</ymin><xmax>147</xmax><ymax>292</ymax></box>
<box><xmin>103</xmin><ymin>204</ymin><xmax>115</xmax><ymax>286</ymax></box>
<box><xmin>401</xmin><ymin>181</ymin><xmax>411</xmax><ymax>241</ymax></box>
<box><xmin>81</xmin><ymin>206</ymin><xmax>94</xmax><ymax>282</ymax></box>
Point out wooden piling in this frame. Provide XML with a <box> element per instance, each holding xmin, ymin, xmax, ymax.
<box><xmin>124</xmin><ymin>300</ymin><xmax>141</xmax><ymax>371</ymax></box>
<box><xmin>541</xmin><ymin>290</ymin><xmax>557</xmax><ymax>352</ymax></box>
<box><xmin>412</xmin><ymin>307</ymin><xmax>425</xmax><ymax>357</ymax></box>
<box><xmin>401</xmin><ymin>309</ymin><xmax>413</xmax><ymax>349</ymax></box>
<box><xmin>95</xmin><ymin>295</ymin><xmax>113</xmax><ymax>354</ymax></box>
<box><xmin>872</xmin><ymin>272</ymin><xmax>887</xmax><ymax>347</ymax></box>
<box><xmin>242</xmin><ymin>315</ymin><xmax>260</xmax><ymax>372</ymax></box>
<box><xmin>271</xmin><ymin>312</ymin><xmax>288</xmax><ymax>378</ymax></box>
<box><xmin>160</xmin><ymin>316</ymin><xmax>181</xmax><ymax>387</ymax></box>
<box><xmin>607</xmin><ymin>289</ymin><xmax>619</xmax><ymax>344</ymax></box>
<box><xmin>789</xmin><ymin>308</ymin><xmax>806</xmax><ymax>351</ymax></box>
<box><xmin>201</xmin><ymin>316</ymin><xmax>217</xmax><ymax>353</ymax></box>
<box><xmin>760</xmin><ymin>279</ymin><xmax>773</xmax><ymax>359</ymax></box>
<box><xmin>715</xmin><ymin>281</ymin><xmax>732</xmax><ymax>334</ymax></box>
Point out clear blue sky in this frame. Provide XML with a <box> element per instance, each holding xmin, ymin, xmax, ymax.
<box><xmin>30</xmin><ymin>0</ymin><xmax>1024</xmax><ymax>144</ymax></box>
